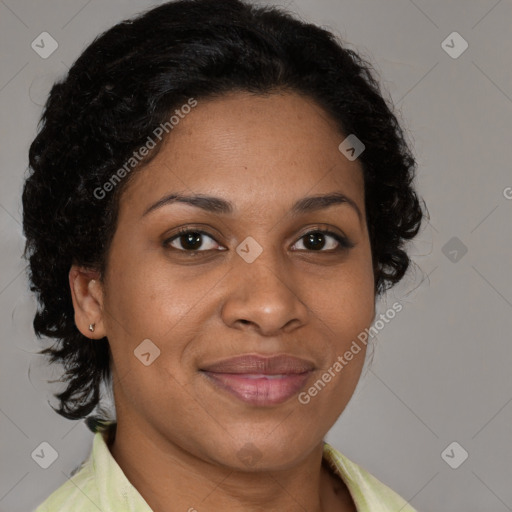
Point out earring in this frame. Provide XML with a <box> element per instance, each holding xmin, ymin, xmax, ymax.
<box><xmin>89</xmin><ymin>323</ymin><xmax>95</xmax><ymax>333</ymax></box>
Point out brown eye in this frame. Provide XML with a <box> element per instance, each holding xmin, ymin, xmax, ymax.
<box><xmin>303</xmin><ymin>232</ymin><xmax>328</xmax><ymax>250</ymax></box>
<box><xmin>164</xmin><ymin>230</ymin><xmax>222</xmax><ymax>251</ymax></box>
<box><xmin>291</xmin><ymin>230</ymin><xmax>354</xmax><ymax>252</ymax></box>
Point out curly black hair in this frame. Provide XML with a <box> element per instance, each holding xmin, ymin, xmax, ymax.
<box><xmin>22</xmin><ymin>0</ymin><xmax>425</xmax><ymax>426</ymax></box>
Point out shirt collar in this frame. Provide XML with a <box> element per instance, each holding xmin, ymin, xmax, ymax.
<box><xmin>92</xmin><ymin>422</ymin><xmax>152</xmax><ymax>511</ymax></box>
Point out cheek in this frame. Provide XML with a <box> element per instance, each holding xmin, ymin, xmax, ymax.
<box><xmin>102</xmin><ymin>253</ymin><xmax>219</xmax><ymax>382</ymax></box>
<box><xmin>103</xmin><ymin>253</ymin><xmax>198</xmax><ymax>338</ymax></box>
<box><xmin>304</xmin><ymin>247</ymin><xmax>375</xmax><ymax>405</ymax></box>
<box><xmin>312</xmin><ymin>253</ymin><xmax>375</xmax><ymax>340</ymax></box>
<box><xmin>299</xmin><ymin>261</ymin><xmax>373</xmax><ymax>418</ymax></box>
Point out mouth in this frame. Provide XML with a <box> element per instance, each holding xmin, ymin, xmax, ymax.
<box><xmin>199</xmin><ymin>354</ymin><xmax>315</xmax><ymax>406</ymax></box>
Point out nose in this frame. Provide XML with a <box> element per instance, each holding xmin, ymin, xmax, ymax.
<box><xmin>220</xmin><ymin>257</ymin><xmax>309</xmax><ymax>337</ymax></box>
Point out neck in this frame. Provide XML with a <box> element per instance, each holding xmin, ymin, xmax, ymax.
<box><xmin>107</xmin><ymin>418</ymin><xmax>348</xmax><ymax>512</ymax></box>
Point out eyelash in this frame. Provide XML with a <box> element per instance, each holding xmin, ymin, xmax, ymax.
<box><xmin>162</xmin><ymin>227</ymin><xmax>354</xmax><ymax>254</ymax></box>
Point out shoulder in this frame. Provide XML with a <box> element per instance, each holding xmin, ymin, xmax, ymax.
<box><xmin>34</xmin><ymin>422</ymin><xmax>151</xmax><ymax>512</ymax></box>
<box><xmin>323</xmin><ymin>442</ymin><xmax>419</xmax><ymax>512</ymax></box>
<box><xmin>34</xmin><ymin>452</ymin><xmax>97</xmax><ymax>512</ymax></box>
<box><xmin>34</xmin><ymin>421</ymin><xmax>113</xmax><ymax>512</ymax></box>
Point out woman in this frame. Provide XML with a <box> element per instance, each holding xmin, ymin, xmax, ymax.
<box><xmin>23</xmin><ymin>0</ymin><xmax>425</xmax><ymax>510</ymax></box>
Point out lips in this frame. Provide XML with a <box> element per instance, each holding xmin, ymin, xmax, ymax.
<box><xmin>200</xmin><ymin>354</ymin><xmax>315</xmax><ymax>374</ymax></box>
<box><xmin>200</xmin><ymin>354</ymin><xmax>315</xmax><ymax>406</ymax></box>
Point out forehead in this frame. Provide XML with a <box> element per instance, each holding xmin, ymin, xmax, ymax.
<box><xmin>119</xmin><ymin>91</ymin><xmax>365</xmax><ymax>218</ymax></box>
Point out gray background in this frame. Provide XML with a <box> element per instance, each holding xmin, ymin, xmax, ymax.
<box><xmin>1</xmin><ymin>1</ymin><xmax>511</xmax><ymax>511</ymax></box>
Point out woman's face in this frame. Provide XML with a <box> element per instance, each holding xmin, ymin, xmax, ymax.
<box><xmin>98</xmin><ymin>91</ymin><xmax>375</xmax><ymax>470</ymax></box>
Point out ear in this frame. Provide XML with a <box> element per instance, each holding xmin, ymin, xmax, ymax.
<box><xmin>69</xmin><ymin>265</ymin><xmax>106</xmax><ymax>339</ymax></box>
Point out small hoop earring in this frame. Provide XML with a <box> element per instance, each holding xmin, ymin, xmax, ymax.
<box><xmin>89</xmin><ymin>323</ymin><xmax>95</xmax><ymax>333</ymax></box>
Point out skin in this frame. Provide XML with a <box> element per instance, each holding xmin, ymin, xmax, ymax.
<box><xmin>70</xmin><ymin>90</ymin><xmax>376</xmax><ymax>512</ymax></box>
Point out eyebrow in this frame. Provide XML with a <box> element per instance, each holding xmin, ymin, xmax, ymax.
<box><xmin>142</xmin><ymin>192</ymin><xmax>363</xmax><ymax>223</ymax></box>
